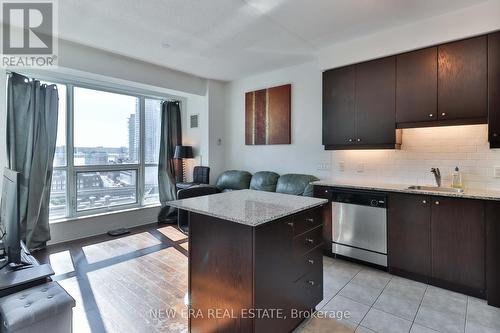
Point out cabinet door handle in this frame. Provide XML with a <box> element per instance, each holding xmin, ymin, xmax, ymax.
<box><xmin>441</xmin><ymin>112</ymin><xmax>447</xmax><ymax>117</ymax></box>
<box><xmin>429</xmin><ymin>113</ymin><xmax>434</xmax><ymax>118</ymax></box>
<box><xmin>435</xmin><ymin>201</ymin><xmax>440</xmax><ymax>205</ymax></box>
<box><xmin>493</xmin><ymin>133</ymin><xmax>498</xmax><ymax>137</ymax></box>
<box><xmin>287</xmin><ymin>222</ymin><xmax>294</xmax><ymax>227</ymax></box>
<box><xmin>306</xmin><ymin>218</ymin><xmax>315</xmax><ymax>223</ymax></box>
<box><xmin>324</xmin><ymin>189</ymin><xmax>329</xmax><ymax>193</ymax></box>
<box><xmin>307</xmin><ymin>280</ymin><xmax>315</xmax><ymax>286</ymax></box>
<box><xmin>305</xmin><ymin>238</ymin><xmax>314</xmax><ymax>244</ymax></box>
<box><xmin>422</xmin><ymin>200</ymin><xmax>427</xmax><ymax>204</ymax></box>
<box><xmin>357</xmin><ymin>138</ymin><xmax>362</xmax><ymax>142</ymax></box>
<box><xmin>348</xmin><ymin>138</ymin><xmax>354</xmax><ymax>143</ymax></box>
<box><xmin>308</xmin><ymin>259</ymin><xmax>315</xmax><ymax>265</ymax></box>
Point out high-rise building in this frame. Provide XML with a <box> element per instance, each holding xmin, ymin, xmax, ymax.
<box><xmin>128</xmin><ymin>113</ymin><xmax>136</xmax><ymax>161</ymax></box>
<box><xmin>144</xmin><ymin>99</ymin><xmax>161</xmax><ymax>164</ymax></box>
<box><xmin>128</xmin><ymin>105</ymin><xmax>140</xmax><ymax>162</ymax></box>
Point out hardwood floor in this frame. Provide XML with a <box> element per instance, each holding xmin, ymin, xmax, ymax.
<box><xmin>33</xmin><ymin>225</ymin><xmax>500</xmax><ymax>333</ymax></box>
<box><xmin>34</xmin><ymin>224</ymin><xmax>189</xmax><ymax>333</ymax></box>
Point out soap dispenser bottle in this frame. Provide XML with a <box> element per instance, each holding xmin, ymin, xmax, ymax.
<box><xmin>451</xmin><ymin>166</ymin><xmax>463</xmax><ymax>189</ymax></box>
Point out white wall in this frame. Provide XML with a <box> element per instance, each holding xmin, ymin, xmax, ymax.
<box><xmin>332</xmin><ymin>125</ymin><xmax>500</xmax><ymax>190</ymax></box>
<box><xmin>225</xmin><ymin>61</ymin><xmax>331</xmax><ymax>179</ymax></box>
<box><xmin>58</xmin><ymin>39</ymin><xmax>207</xmax><ymax>96</ymax></box>
<box><xmin>49</xmin><ymin>206</ymin><xmax>161</xmax><ymax>245</ymax></box>
<box><xmin>207</xmin><ymin>80</ymin><xmax>227</xmax><ymax>184</ymax></box>
<box><xmin>318</xmin><ymin>0</ymin><xmax>500</xmax><ymax>70</ymax></box>
<box><xmin>182</xmin><ymin>92</ymin><xmax>209</xmax><ymax>181</ymax></box>
<box><xmin>224</xmin><ymin>0</ymin><xmax>500</xmax><ymax>185</ymax></box>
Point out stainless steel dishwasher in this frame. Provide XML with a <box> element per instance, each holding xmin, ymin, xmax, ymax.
<box><xmin>331</xmin><ymin>189</ymin><xmax>387</xmax><ymax>267</ymax></box>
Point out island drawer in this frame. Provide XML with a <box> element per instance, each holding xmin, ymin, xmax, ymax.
<box><xmin>293</xmin><ymin>245</ymin><xmax>323</xmax><ymax>282</ymax></box>
<box><xmin>293</xmin><ymin>207</ymin><xmax>323</xmax><ymax>236</ymax></box>
<box><xmin>294</xmin><ymin>225</ymin><xmax>323</xmax><ymax>256</ymax></box>
<box><xmin>294</xmin><ymin>268</ymin><xmax>323</xmax><ymax>309</ymax></box>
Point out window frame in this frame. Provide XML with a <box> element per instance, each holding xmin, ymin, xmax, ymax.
<box><xmin>18</xmin><ymin>73</ymin><xmax>181</xmax><ymax>222</ymax></box>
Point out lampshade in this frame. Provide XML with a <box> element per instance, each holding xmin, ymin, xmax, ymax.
<box><xmin>174</xmin><ymin>145</ymin><xmax>194</xmax><ymax>159</ymax></box>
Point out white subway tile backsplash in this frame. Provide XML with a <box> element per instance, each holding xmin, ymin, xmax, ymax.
<box><xmin>331</xmin><ymin>125</ymin><xmax>500</xmax><ymax>190</ymax></box>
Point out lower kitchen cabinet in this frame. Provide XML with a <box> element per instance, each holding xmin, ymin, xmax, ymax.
<box><xmin>388</xmin><ymin>193</ymin><xmax>431</xmax><ymax>281</ymax></box>
<box><xmin>430</xmin><ymin>197</ymin><xmax>485</xmax><ymax>295</ymax></box>
<box><xmin>388</xmin><ymin>194</ymin><xmax>486</xmax><ymax>297</ymax></box>
<box><xmin>486</xmin><ymin>201</ymin><xmax>500</xmax><ymax>307</ymax></box>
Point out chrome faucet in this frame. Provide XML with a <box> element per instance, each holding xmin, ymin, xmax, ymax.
<box><xmin>431</xmin><ymin>168</ymin><xmax>441</xmax><ymax>187</ymax></box>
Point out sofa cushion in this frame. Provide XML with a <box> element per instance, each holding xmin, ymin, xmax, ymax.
<box><xmin>216</xmin><ymin>170</ymin><xmax>252</xmax><ymax>191</ymax></box>
<box><xmin>275</xmin><ymin>174</ymin><xmax>319</xmax><ymax>196</ymax></box>
<box><xmin>250</xmin><ymin>171</ymin><xmax>280</xmax><ymax>192</ymax></box>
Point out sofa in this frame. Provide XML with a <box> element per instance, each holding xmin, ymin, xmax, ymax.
<box><xmin>215</xmin><ymin>170</ymin><xmax>319</xmax><ymax>196</ymax></box>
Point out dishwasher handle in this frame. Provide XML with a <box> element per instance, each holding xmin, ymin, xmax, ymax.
<box><xmin>330</xmin><ymin>189</ymin><xmax>387</xmax><ymax>208</ymax></box>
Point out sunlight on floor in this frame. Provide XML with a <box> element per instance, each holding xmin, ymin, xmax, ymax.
<box><xmin>82</xmin><ymin>232</ymin><xmax>162</xmax><ymax>264</ymax></box>
<box><xmin>158</xmin><ymin>226</ymin><xmax>188</xmax><ymax>242</ymax></box>
<box><xmin>48</xmin><ymin>250</ymin><xmax>75</xmax><ymax>275</ymax></box>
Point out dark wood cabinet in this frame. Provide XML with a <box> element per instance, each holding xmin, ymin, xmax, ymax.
<box><xmin>438</xmin><ymin>36</ymin><xmax>488</xmax><ymax>121</ymax></box>
<box><xmin>388</xmin><ymin>193</ymin><xmax>431</xmax><ymax>282</ymax></box>
<box><xmin>486</xmin><ymin>201</ymin><xmax>500</xmax><ymax>307</ymax></box>
<box><xmin>323</xmin><ymin>57</ymin><xmax>400</xmax><ymax>150</ymax></box>
<box><xmin>356</xmin><ymin>57</ymin><xmax>397</xmax><ymax>146</ymax></box>
<box><xmin>430</xmin><ymin>197</ymin><xmax>486</xmax><ymax>294</ymax></box>
<box><xmin>190</xmin><ymin>205</ymin><xmax>324</xmax><ymax>333</ymax></box>
<box><xmin>387</xmin><ymin>193</ymin><xmax>486</xmax><ymax>297</ymax></box>
<box><xmin>313</xmin><ymin>186</ymin><xmax>333</xmax><ymax>253</ymax></box>
<box><xmin>322</xmin><ymin>66</ymin><xmax>356</xmax><ymax>147</ymax></box>
<box><xmin>489</xmin><ymin>32</ymin><xmax>500</xmax><ymax>148</ymax></box>
<box><xmin>396</xmin><ymin>47</ymin><xmax>437</xmax><ymax>124</ymax></box>
<box><xmin>324</xmin><ymin>33</ymin><xmax>493</xmax><ymax>140</ymax></box>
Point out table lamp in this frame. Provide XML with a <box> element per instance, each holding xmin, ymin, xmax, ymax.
<box><xmin>174</xmin><ymin>145</ymin><xmax>194</xmax><ymax>182</ymax></box>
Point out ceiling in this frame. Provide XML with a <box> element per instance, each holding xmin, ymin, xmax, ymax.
<box><xmin>58</xmin><ymin>0</ymin><xmax>489</xmax><ymax>81</ymax></box>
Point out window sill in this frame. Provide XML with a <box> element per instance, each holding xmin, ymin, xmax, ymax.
<box><xmin>49</xmin><ymin>203</ymin><xmax>162</xmax><ymax>224</ymax></box>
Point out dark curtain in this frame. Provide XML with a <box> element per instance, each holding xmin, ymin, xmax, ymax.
<box><xmin>158</xmin><ymin>101</ymin><xmax>182</xmax><ymax>221</ymax></box>
<box><xmin>6</xmin><ymin>73</ymin><xmax>59</xmax><ymax>250</ymax></box>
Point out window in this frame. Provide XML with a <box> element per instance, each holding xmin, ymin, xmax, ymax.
<box><xmin>73</xmin><ymin>87</ymin><xmax>139</xmax><ymax>166</ymax></box>
<box><xmin>143</xmin><ymin>98</ymin><xmax>162</xmax><ymax>204</ymax></box>
<box><xmin>42</xmin><ymin>79</ymin><xmax>177</xmax><ymax>221</ymax></box>
<box><xmin>76</xmin><ymin>170</ymin><xmax>137</xmax><ymax>211</ymax></box>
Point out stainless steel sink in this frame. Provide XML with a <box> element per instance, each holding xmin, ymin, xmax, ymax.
<box><xmin>407</xmin><ymin>185</ymin><xmax>464</xmax><ymax>193</ymax></box>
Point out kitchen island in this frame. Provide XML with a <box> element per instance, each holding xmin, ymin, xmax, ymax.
<box><xmin>168</xmin><ymin>189</ymin><xmax>328</xmax><ymax>333</ymax></box>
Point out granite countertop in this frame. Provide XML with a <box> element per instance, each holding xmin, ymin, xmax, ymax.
<box><xmin>313</xmin><ymin>180</ymin><xmax>500</xmax><ymax>201</ymax></box>
<box><xmin>167</xmin><ymin>189</ymin><xmax>328</xmax><ymax>227</ymax></box>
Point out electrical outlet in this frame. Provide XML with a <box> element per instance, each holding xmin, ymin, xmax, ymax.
<box><xmin>317</xmin><ymin>163</ymin><xmax>331</xmax><ymax>171</ymax></box>
<box><xmin>494</xmin><ymin>166</ymin><xmax>500</xmax><ymax>178</ymax></box>
<box><xmin>357</xmin><ymin>163</ymin><xmax>364</xmax><ymax>173</ymax></box>
<box><xmin>339</xmin><ymin>161</ymin><xmax>345</xmax><ymax>172</ymax></box>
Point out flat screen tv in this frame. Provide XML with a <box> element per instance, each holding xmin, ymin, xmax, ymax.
<box><xmin>0</xmin><ymin>168</ymin><xmax>22</xmax><ymax>267</ymax></box>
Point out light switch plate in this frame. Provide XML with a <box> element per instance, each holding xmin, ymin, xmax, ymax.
<box><xmin>494</xmin><ymin>166</ymin><xmax>500</xmax><ymax>178</ymax></box>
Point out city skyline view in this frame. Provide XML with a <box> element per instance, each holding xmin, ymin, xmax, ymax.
<box><xmin>50</xmin><ymin>85</ymin><xmax>164</xmax><ymax>218</ymax></box>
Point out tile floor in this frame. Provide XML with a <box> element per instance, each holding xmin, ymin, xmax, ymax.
<box><xmin>296</xmin><ymin>257</ymin><xmax>500</xmax><ymax>333</ymax></box>
<box><xmin>38</xmin><ymin>227</ymin><xmax>500</xmax><ymax>333</ymax></box>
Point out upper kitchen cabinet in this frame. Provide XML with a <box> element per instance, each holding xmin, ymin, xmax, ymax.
<box><xmin>323</xmin><ymin>57</ymin><xmax>401</xmax><ymax>150</ymax></box>
<box><xmin>356</xmin><ymin>57</ymin><xmax>398</xmax><ymax>147</ymax></box>
<box><xmin>438</xmin><ymin>36</ymin><xmax>488</xmax><ymax>122</ymax></box>
<box><xmin>396</xmin><ymin>47</ymin><xmax>438</xmax><ymax>124</ymax></box>
<box><xmin>489</xmin><ymin>32</ymin><xmax>500</xmax><ymax>149</ymax></box>
<box><xmin>322</xmin><ymin>66</ymin><xmax>356</xmax><ymax>147</ymax></box>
